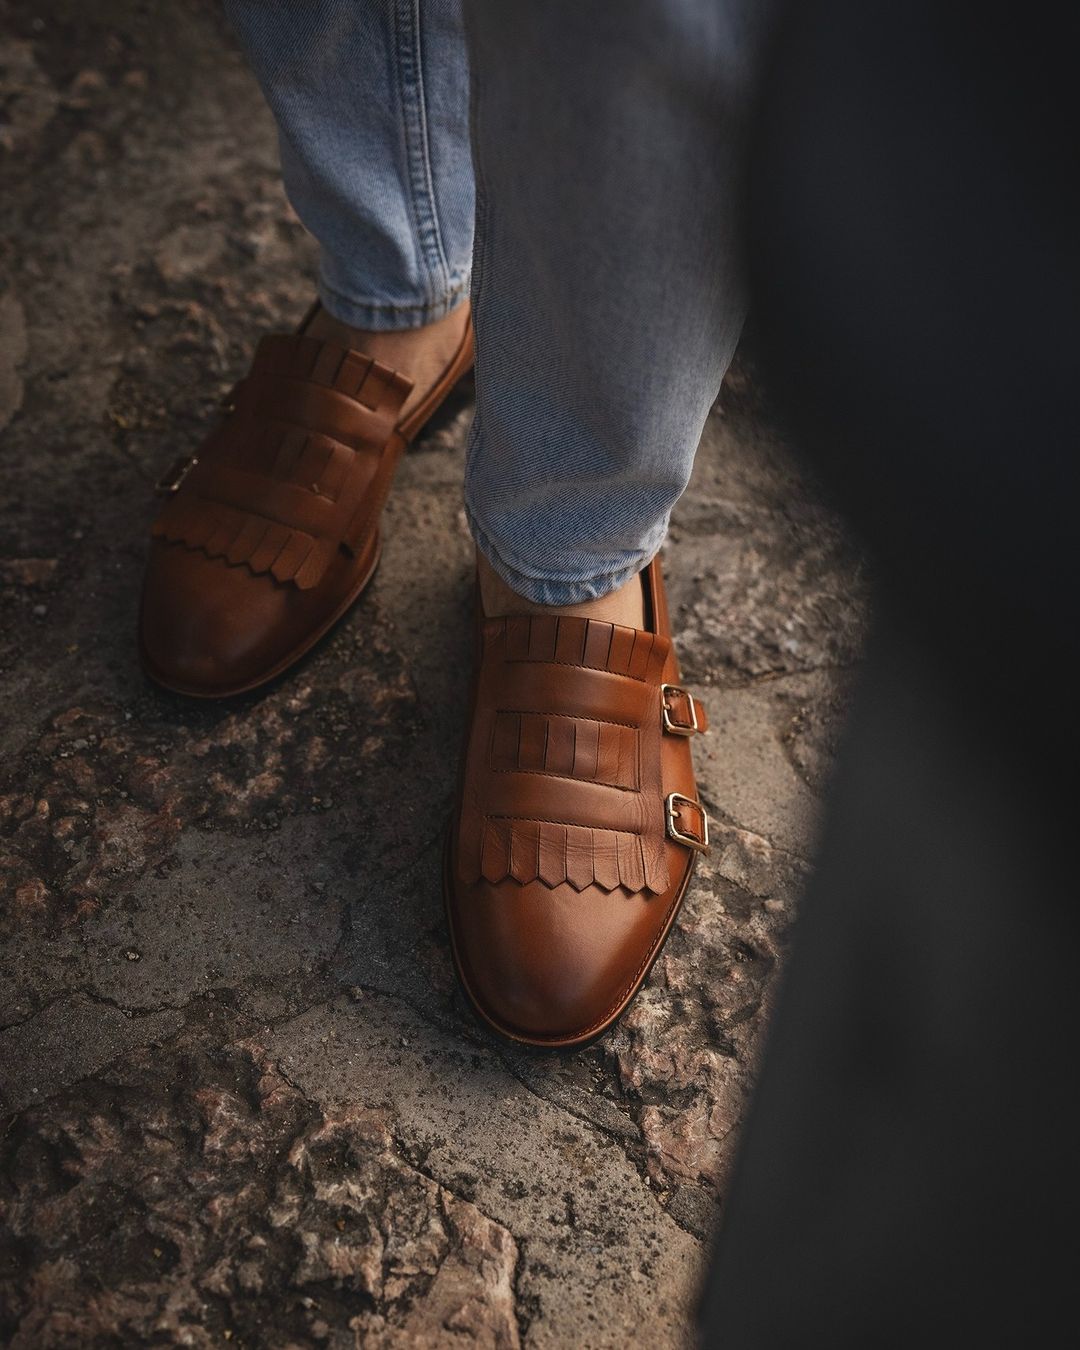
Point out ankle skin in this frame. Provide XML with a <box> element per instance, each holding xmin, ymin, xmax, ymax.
<box><xmin>476</xmin><ymin>551</ymin><xmax>646</xmax><ymax>629</ymax></box>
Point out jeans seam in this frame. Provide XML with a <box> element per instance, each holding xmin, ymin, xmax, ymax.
<box><xmin>394</xmin><ymin>0</ymin><xmax>452</xmax><ymax>304</ymax></box>
<box><xmin>462</xmin><ymin>38</ymin><xmax>492</xmax><ymax>529</ymax></box>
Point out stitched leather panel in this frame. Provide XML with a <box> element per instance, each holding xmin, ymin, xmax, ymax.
<box><xmin>253</xmin><ymin>334</ymin><xmax>412</xmax><ymax>410</ymax></box>
<box><xmin>488</xmin><ymin>711</ymin><xmax>639</xmax><ymax>790</ymax></box>
<box><xmin>457</xmin><ymin>616</ymin><xmax>673</xmax><ymax>896</ymax></box>
<box><xmin>472</xmin><ymin>818</ymin><xmax>654</xmax><ymax>894</ymax></box>
<box><xmin>495</xmin><ymin>614</ymin><xmax>667</xmax><ymax>681</ymax></box>
<box><xmin>150</xmin><ymin>332</ymin><xmax>412</xmax><ymax>590</ymax></box>
<box><xmin>210</xmin><ymin>424</ymin><xmax>361</xmax><ymax>502</ymax></box>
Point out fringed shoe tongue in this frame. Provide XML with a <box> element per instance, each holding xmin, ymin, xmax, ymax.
<box><xmin>469</xmin><ymin>818</ymin><xmax>666</xmax><ymax>895</ymax></box>
<box><xmin>455</xmin><ymin>611</ymin><xmax>692</xmax><ymax>898</ymax></box>
<box><xmin>151</xmin><ymin>332</ymin><xmax>413</xmax><ymax>591</ymax></box>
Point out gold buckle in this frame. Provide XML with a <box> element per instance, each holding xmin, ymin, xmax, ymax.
<box><xmin>666</xmin><ymin>792</ymin><xmax>709</xmax><ymax>852</ymax></box>
<box><xmin>155</xmin><ymin>456</ymin><xmax>198</xmax><ymax>496</ymax></box>
<box><xmin>661</xmin><ymin>684</ymin><xmax>699</xmax><ymax>736</ymax></box>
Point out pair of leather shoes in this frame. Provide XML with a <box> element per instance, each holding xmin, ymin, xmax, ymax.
<box><xmin>140</xmin><ymin>309</ymin><xmax>709</xmax><ymax>1046</ymax></box>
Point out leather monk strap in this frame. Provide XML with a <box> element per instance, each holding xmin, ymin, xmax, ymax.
<box><xmin>661</xmin><ymin>682</ymin><xmax>709</xmax><ymax>736</ymax></box>
<box><xmin>666</xmin><ymin>791</ymin><xmax>709</xmax><ymax>852</ymax></box>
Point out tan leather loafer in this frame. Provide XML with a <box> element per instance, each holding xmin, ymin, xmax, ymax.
<box><xmin>445</xmin><ymin>556</ymin><xmax>709</xmax><ymax>1049</ymax></box>
<box><xmin>139</xmin><ymin>304</ymin><xmax>474</xmax><ymax>697</ymax></box>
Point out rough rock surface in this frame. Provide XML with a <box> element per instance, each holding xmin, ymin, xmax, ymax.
<box><xmin>0</xmin><ymin>1</ymin><xmax>870</xmax><ymax>1345</ymax></box>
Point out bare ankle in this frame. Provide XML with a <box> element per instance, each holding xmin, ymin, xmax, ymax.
<box><xmin>305</xmin><ymin>300</ymin><xmax>465</xmax><ymax>349</ymax></box>
<box><xmin>476</xmin><ymin>551</ymin><xmax>646</xmax><ymax>629</ymax></box>
<box><xmin>304</xmin><ymin>301</ymin><xmax>470</xmax><ymax>418</ymax></box>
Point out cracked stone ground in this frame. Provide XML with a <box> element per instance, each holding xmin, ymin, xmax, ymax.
<box><xmin>0</xmin><ymin>3</ymin><xmax>869</xmax><ymax>1346</ymax></box>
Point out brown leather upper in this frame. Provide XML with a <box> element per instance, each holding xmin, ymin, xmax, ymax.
<box><xmin>153</xmin><ymin>334</ymin><xmax>413</xmax><ymax>590</ymax></box>
<box><xmin>139</xmin><ymin>308</ymin><xmax>473</xmax><ymax>696</ymax></box>
<box><xmin>446</xmin><ymin>557</ymin><xmax>709</xmax><ymax>1048</ymax></box>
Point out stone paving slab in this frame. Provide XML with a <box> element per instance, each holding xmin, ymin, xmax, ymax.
<box><xmin>0</xmin><ymin>2</ymin><xmax>869</xmax><ymax>1344</ymax></box>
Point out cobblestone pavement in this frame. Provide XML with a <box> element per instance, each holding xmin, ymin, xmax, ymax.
<box><xmin>0</xmin><ymin>3</ymin><xmax>869</xmax><ymax>1345</ymax></box>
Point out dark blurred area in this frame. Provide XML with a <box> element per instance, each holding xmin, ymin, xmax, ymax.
<box><xmin>702</xmin><ymin>1</ymin><xmax>1077</xmax><ymax>1343</ymax></box>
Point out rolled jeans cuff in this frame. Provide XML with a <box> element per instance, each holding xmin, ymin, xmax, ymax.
<box><xmin>318</xmin><ymin>263</ymin><xmax>471</xmax><ymax>332</ymax></box>
<box><xmin>465</xmin><ymin>500</ymin><xmax>670</xmax><ymax>607</ymax></box>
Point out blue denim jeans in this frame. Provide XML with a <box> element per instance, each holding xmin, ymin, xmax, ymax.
<box><xmin>224</xmin><ymin>1</ymin><xmax>762</xmax><ymax>604</ymax></box>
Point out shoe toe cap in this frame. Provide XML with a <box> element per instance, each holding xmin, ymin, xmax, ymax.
<box><xmin>448</xmin><ymin>876</ymin><xmax>668</xmax><ymax>1046</ymax></box>
<box><xmin>139</xmin><ymin>543</ymin><xmax>293</xmax><ymax>695</ymax></box>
